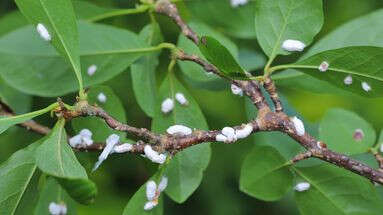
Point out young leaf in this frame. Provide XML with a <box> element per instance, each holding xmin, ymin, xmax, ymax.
<box><xmin>123</xmin><ymin>173</ymin><xmax>163</xmax><ymax>215</ymax></box>
<box><xmin>293</xmin><ymin>46</ymin><xmax>383</xmax><ymax>97</ymax></box>
<box><xmin>0</xmin><ymin>103</ymin><xmax>57</xmax><ymax>134</ymax></box>
<box><xmin>177</xmin><ymin>22</ymin><xmax>238</xmax><ymax>87</ymax></box>
<box><xmin>131</xmin><ymin>24</ymin><xmax>163</xmax><ymax>117</ymax></box>
<box><xmin>240</xmin><ymin>145</ymin><xmax>293</xmax><ymax>201</ymax></box>
<box><xmin>0</xmin><ymin>142</ymin><xmax>41</xmax><ymax>215</ymax></box>
<box><xmin>15</xmin><ymin>0</ymin><xmax>83</xmax><ymax>93</ymax></box>
<box><xmin>185</xmin><ymin>0</ymin><xmax>256</xmax><ymax>38</ymax></box>
<box><xmin>152</xmin><ymin>74</ymin><xmax>211</xmax><ymax>203</ymax></box>
<box><xmin>34</xmin><ymin>177</ymin><xmax>77</xmax><ymax>215</ymax></box>
<box><xmin>35</xmin><ymin>119</ymin><xmax>88</xmax><ymax>179</ymax></box>
<box><xmin>72</xmin><ymin>85</ymin><xmax>126</xmax><ymax>142</ymax></box>
<box><xmin>199</xmin><ymin>36</ymin><xmax>247</xmax><ymax>79</ymax></box>
<box><xmin>319</xmin><ymin>109</ymin><xmax>376</xmax><ymax>155</ymax></box>
<box><xmin>255</xmin><ymin>0</ymin><xmax>323</xmax><ymax>58</ymax></box>
<box><xmin>294</xmin><ymin>164</ymin><xmax>383</xmax><ymax>215</ymax></box>
<box><xmin>0</xmin><ymin>22</ymin><xmax>148</xmax><ymax>97</ymax></box>
<box><xmin>58</xmin><ymin>178</ymin><xmax>97</xmax><ymax>205</ymax></box>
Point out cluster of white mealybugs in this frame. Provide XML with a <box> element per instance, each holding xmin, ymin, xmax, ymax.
<box><xmin>230</xmin><ymin>0</ymin><xmax>248</xmax><ymax>7</ymax></box>
<box><xmin>93</xmin><ymin>134</ymin><xmax>133</xmax><ymax>171</ymax></box>
<box><xmin>161</xmin><ymin>92</ymin><xmax>188</xmax><ymax>114</ymax></box>
<box><xmin>231</xmin><ymin>84</ymin><xmax>243</xmax><ymax>96</ymax></box>
<box><xmin>294</xmin><ymin>182</ymin><xmax>310</xmax><ymax>192</ymax></box>
<box><xmin>291</xmin><ymin>116</ymin><xmax>305</xmax><ymax>136</ymax></box>
<box><xmin>144</xmin><ymin>145</ymin><xmax>167</xmax><ymax>164</ymax></box>
<box><xmin>215</xmin><ymin>124</ymin><xmax>253</xmax><ymax>143</ymax></box>
<box><xmin>69</xmin><ymin>129</ymin><xmax>94</xmax><ymax>148</ymax></box>
<box><xmin>167</xmin><ymin>125</ymin><xmax>192</xmax><ymax>136</ymax></box>
<box><xmin>36</xmin><ymin>23</ymin><xmax>51</xmax><ymax>41</ymax></box>
<box><xmin>144</xmin><ymin>177</ymin><xmax>168</xmax><ymax>211</ymax></box>
<box><xmin>281</xmin><ymin>39</ymin><xmax>306</xmax><ymax>52</ymax></box>
<box><xmin>49</xmin><ymin>202</ymin><xmax>67</xmax><ymax>215</ymax></box>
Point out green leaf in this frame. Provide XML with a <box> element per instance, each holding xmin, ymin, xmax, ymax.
<box><xmin>123</xmin><ymin>172</ymin><xmax>163</xmax><ymax>215</ymax></box>
<box><xmin>177</xmin><ymin>22</ymin><xmax>237</xmax><ymax>87</ymax></box>
<box><xmin>0</xmin><ymin>22</ymin><xmax>148</xmax><ymax>97</ymax></box>
<box><xmin>35</xmin><ymin>119</ymin><xmax>88</xmax><ymax>179</ymax></box>
<box><xmin>34</xmin><ymin>177</ymin><xmax>77</xmax><ymax>215</ymax></box>
<box><xmin>131</xmin><ymin>24</ymin><xmax>163</xmax><ymax>117</ymax></box>
<box><xmin>240</xmin><ymin>145</ymin><xmax>293</xmax><ymax>201</ymax></box>
<box><xmin>255</xmin><ymin>0</ymin><xmax>323</xmax><ymax>58</ymax></box>
<box><xmin>319</xmin><ymin>109</ymin><xmax>376</xmax><ymax>155</ymax></box>
<box><xmin>0</xmin><ymin>103</ymin><xmax>57</xmax><ymax>134</ymax></box>
<box><xmin>58</xmin><ymin>178</ymin><xmax>97</xmax><ymax>205</ymax></box>
<box><xmin>72</xmin><ymin>0</ymin><xmax>118</xmax><ymax>21</ymax></box>
<box><xmin>152</xmin><ymin>73</ymin><xmax>211</xmax><ymax>203</ymax></box>
<box><xmin>0</xmin><ymin>77</ymin><xmax>32</xmax><ymax>114</ymax></box>
<box><xmin>294</xmin><ymin>164</ymin><xmax>383</xmax><ymax>215</ymax></box>
<box><xmin>72</xmin><ymin>85</ymin><xmax>126</xmax><ymax>142</ymax></box>
<box><xmin>185</xmin><ymin>0</ymin><xmax>256</xmax><ymax>38</ymax></box>
<box><xmin>238</xmin><ymin>48</ymin><xmax>267</xmax><ymax>72</ymax></box>
<box><xmin>294</xmin><ymin>46</ymin><xmax>383</xmax><ymax>97</ymax></box>
<box><xmin>0</xmin><ymin>11</ymin><xmax>27</xmax><ymax>36</ymax></box>
<box><xmin>0</xmin><ymin>142</ymin><xmax>41</xmax><ymax>215</ymax></box>
<box><xmin>15</xmin><ymin>0</ymin><xmax>83</xmax><ymax>93</ymax></box>
<box><xmin>199</xmin><ymin>36</ymin><xmax>246</xmax><ymax>79</ymax></box>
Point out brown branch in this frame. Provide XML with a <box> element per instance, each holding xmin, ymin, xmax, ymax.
<box><xmin>263</xmin><ymin>77</ymin><xmax>283</xmax><ymax>112</ymax></box>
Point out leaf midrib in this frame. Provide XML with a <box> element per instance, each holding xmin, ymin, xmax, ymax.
<box><xmin>9</xmin><ymin>165</ymin><xmax>36</xmax><ymax>215</ymax></box>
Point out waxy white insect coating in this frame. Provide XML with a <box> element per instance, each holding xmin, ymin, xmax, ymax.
<box><xmin>87</xmin><ymin>65</ymin><xmax>97</xmax><ymax>76</ymax></box>
<box><xmin>294</xmin><ymin>182</ymin><xmax>310</xmax><ymax>192</ymax></box>
<box><xmin>97</xmin><ymin>93</ymin><xmax>107</xmax><ymax>103</ymax></box>
<box><xmin>113</xmin><ymin>143</ymin><xmax>133</xmax><ymax>153</ymax></box>
<box><xmin>144</xmin><ymin>145</ymin><xmax>167</xmax><ymax>164</ymax></box>
<box><xmin>380</xmin><ymin>144</ymin><xmax>383</xmax><ymax>153</ymax></box>
<box><xmin>144</xmin><ymin>201</ymin><xmax>158</xmax><ymax>211</ymax></box>
<box><xmin>93</xmin><ymin>134</ymin><xmax>120</xmax><ymax>171</ymax></box>
<box><xmin>166</xmin><ymin>125</ymin><xmax>192</xmax><ymax>136</ymax></box>
<box><xmin>318</xmin><ymin>61</ymin><xmax>329</xmax><ymax>72</ymax></box>
<box><xmin>69</xmin><ymin>129</ymin><xmax>93</xmax><ymax>148</ymax></box>
<box><xmin>281</xmin><ymin>39</ymin><xmax>306</xmax><ymax>52</ymax></box>
<box><xmin>36</xmin><ymin>23</ymin><xmax>51</xmax><ymax>41</ymax></box>
<box><xmin>362</xmin><ymin>82</ymin><xmax>371</xmax><ymax>92</ymax></box>
<box><xmin>231</xmin><ymin>84</ymin><xmax>243</xmax><ymax>96</ymax></box>
<box><xmin>235</xmin><ymin>124</ymin><xmax>253</xmax><ymax>139</ymax></box>
<box><xmin>158</xmin><ymin>176</ymin><xmax>168</xmax><ymax>192</ymax></box>
<box><xmin>216</xmin><ymin>134</ymin><xmax>228</xmax><ymax>142</ymax></box>
<box><xmin>222</xmin><ymin>127</ymin><xmax>237</xmax><ymax>142</ymax></box>
<box><xmin>353</xmin><ymin>129</ymin><xmax>364</xmax><ymax>141</ymax></box>
<box><xmin>161</xmin><ymin>98</ymin><xmax>174</xmax><ymax>114</ymax></box>
<box><xmin>146</xmin><ymin>181</ymin><xmax>157</xmax><ymax>201</ymax></box>
<box><xmin>49</xmin><ymin>202</ymin><xmax>67</xmax><ymax>215</ymax></box>
<box><xmin>230</xmin><ymin>0</ymin><xmax>248</xmax><ymax>7</ymax></box>
<box><xmin>291</xmin><ymin>116</ymin><xmax>305</xmax><ymax>136</ymax></box>
<box><xmin>344</xmin><ymin>75</ymin><xmax>353</xmax><ymax>85</ymax></box>
<box><xmin>175</xmin><ymin>93</ymin><xmax>188</xmax><ymax>105</ymax></box>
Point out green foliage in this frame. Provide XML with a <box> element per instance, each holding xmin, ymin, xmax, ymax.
<box><xmin>199</xmin><ymin>36</ymin><xmax>247</xmax><ymax>79</ymax></box>
<box><xmin>294</xmin><ymin>164</ymin><xmax>383</xmax><ymax>215</ymax></box>
<box><xmin>72</xmin><ymin>85</ymin><xmax>127</xmax><ymax>141</ymax></box>
<box><xmin>15</xmin><ymin>0</ymin><xmax>83</xmax><ymax>94</ymax></box>
<box><xmin>0</xmin><ymin>22</ymin><xmax>147</xmax><ymax>97</ymax></box>
<box><xmin>58</xmin><ymin>178</ymin><xmax>97</xmax><ymax>205</ymax></box>
<box><xmin>152</xmin><ymin>73</ymin><xmax>211</xmax><ymax>203</ymax></box>
<box><xmin>255</xmin><ymin>0</ymin><xmax>324</xmax><ymax>58</ymax></box>
<box><xmin>319</xmin><ymin>109</ymin><xmax>376</xmax><ymax>155</ymax></box>
<box><xmin>240</xmin><ymin>145</ymin><xmax>294</xmax><ymax>201</ymax></box>
<box><xmin>35</xmin><ymin>119</ymin><xmax>87</xmax><ymax>179</ymax></box>
<box><xmin>0</xmin><ymin>77</ymin><xmax>31</xmax><ymax>114</ymax></box>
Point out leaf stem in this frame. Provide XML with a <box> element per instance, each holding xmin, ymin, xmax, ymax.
<box><xmin>0</xmin><ymin>103</ymin><xmax>59</xmax><ymax>122</ymax></box>
<box><xmin>267</xmin><ymin>64</ymin><xmax>317</xmax><ymax>75</ymax></box>
<box><xmin>87</xmin><ymin>5</ymin><xmax>151</xmax><ymax>22</ymax></box>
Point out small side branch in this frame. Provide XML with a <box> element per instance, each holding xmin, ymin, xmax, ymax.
<box><xmin>263</xmin><ymin>77</ymin><xmax>283</xmax><ymax>112</ymax></box>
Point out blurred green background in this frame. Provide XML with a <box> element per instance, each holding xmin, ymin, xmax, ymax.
<box><xmin>1</xmin><ymin>0</ymin><xmax>383</xmax><ymax>214</ymax></box>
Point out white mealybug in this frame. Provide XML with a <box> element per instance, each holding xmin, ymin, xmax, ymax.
<box><xmin>380</xmin><ymin>144</ymin><xmax>383</xmax><ymax>153</ymax></box>
<box><xmin>216</xmin><ymin>134</ymin><xmax>228</xmax><ymax>142</ymax></box>
<box><xmin>97</xmin><ymin>93</ymin><xmax>107</xmax><ymax>103</ymax></box>
<box><xmin>318</xmin><ymin>61</ymin><xmax>329</xmax><ymax>72</ymax></box>
<box><xmin>222</xmin><ymin>127</ymin><xmax>237</xmax><ymax>142</ymax></box>
<box><xmin>235</xmin><ymin>124</ymin><xmax>253</xmax><ymax>139</ymax></box>
<box><xmin>175</xmin><ymin>93</ymin><xmax>188</xmax><ymax>105</ymax></box>
<box><xmin>361</xmin><ymin>82</ymin><xmax>371</xmax><ymax>92</ymax></box>
<box><xmin>113</xmin><ymin>143</ymin><xmax>133</xmax><ymax>153</ymax></box>
<box><xmin>161</xmin><ymin>98</ymin><xmax>174</xmax><ymax>114</ymax></box>
<box><xmin>146</xmin><ymin>180</ymin><xmax>157</xmax><ymax>201</ymax></box>
<box><xmin>144</xmin><ymin>201</ymin><xmax>158</xmax><ymax>211</ymax></box>
<box><xmin>158</xmin><ymin>176</ymin><xmax>168</xmax><ymax>192</ymax></box>
<box><xmin>49</xmin><ymin>202</ymin><xmax>67</xmax><ymax>215</ymax></box>
<box><xmin>166</xmin><ymin>125</ymin><xmax>192</xmax><ymax>136</ymax></box>
<box><xmin>353</xmin><ymin>129</ymin><xmax>364</xmax><ymax>141</ymax></box>
<box><xmin>291</xmin><ymin>116</ymin><xmax>305</xmax><ymax>136</ymax></box>
<box><xmin>231</xmin><ymin>84</ymin><xmax>243</xmax><ymax>96</ymax></box>
<box><xmin>87</xmin><ymin>64</ymin><xmax>97</xmax><ymax>76</ymax></box>
<box><xmin>93</xmin><ymin>134</ymin><xmax>120</xmax><ymax>171</ymax></box>
<box><xmin>144</xmin><ymin>145</ymin><xmax>167</xmax><ymax>164</ymax></box>
<box><xmin>281</xmin><ymin>39</ymin><xmax>306</xmax><ymax>52</ymax></box>
<box><xmin>344</xmin><ymin>75</ymin><xmax>353</xmax><ymax>85</ymax></box>
<box><xmin>36</xmin><ymin>23</ymin><xmax>51</xmax><ymax>41</ymax></box>
<box><xmin>69</xmin><ymin>129</ymin><xmax>93</xmax><ymax>148</ymax></box>
<box><xmin>230</xmin><ymin>0</ymin><xmax>248</xmax><ymax>7</ymax></box>
<box><xmin>294</xmin><ymin>182</ymin><xmax>310</xmax><ymax>192</ymax></box>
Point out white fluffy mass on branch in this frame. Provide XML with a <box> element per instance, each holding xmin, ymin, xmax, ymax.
<box><xmin>231</xmin><ymin>84</ymin><xmax>243</xmax><ymax>96</ymax></box>
<box><xmin>291</xmin><ymin>116</ymin><xmax>305</xmax><ymax>136</ymax></box>
<box><xmin>144</xmin><ymin>145</ymin><xmax>167</xmax><ymax>164</ymax></box>
<box><xmin>166</xmin><ymin>125</ymin><xmax>192</xmax><ymax>136</ymax></box>
<box><xmin>69</xmin><ymin>129</ymin><xmax>94</xmax><ymax>148</ymax></box>
<box><xmin>93</xmin><ymin>134</ymin><xmax>120</xmax><ymax>171</ymax></box>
